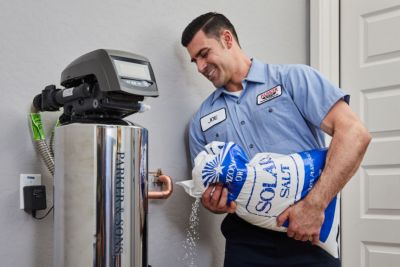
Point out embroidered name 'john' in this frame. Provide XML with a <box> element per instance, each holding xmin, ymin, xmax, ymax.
<box><xmin>257</xmin><ymin>85</ymin><xmax>282</xmax><ymax>105</ymax></box>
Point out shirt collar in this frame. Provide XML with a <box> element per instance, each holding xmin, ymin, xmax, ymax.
<box><xmin>211</xmin><ymin>58</ymin><xmax>266</xmax><ymax>104</ymax></box>
<box><xmin>245</xmin><ymin>58</ymin><xmax>266</xmax><ymax>84</ymax></box>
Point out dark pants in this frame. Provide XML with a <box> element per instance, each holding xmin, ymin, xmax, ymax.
<box><xmin>222</xmin><ymin>214</ymin><xmax>340</xmax><ymax>267</ymax></box>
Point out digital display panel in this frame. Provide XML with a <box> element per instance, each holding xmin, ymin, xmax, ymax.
<box><xmin>112</xmin><ymin>59</ymin><xmax>151</xmax><ymax>81</ymax></box>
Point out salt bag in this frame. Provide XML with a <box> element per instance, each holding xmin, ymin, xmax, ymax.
<box><xmin>178</xmin><ymin>141</ymin><xmax>340</xmax><ymax>258</ymax></box>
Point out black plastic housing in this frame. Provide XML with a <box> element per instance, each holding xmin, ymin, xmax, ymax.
<box><xmin>23</xmin><ymin>185</ymin><xmax>47</xmax><ymax>211</ymax></box>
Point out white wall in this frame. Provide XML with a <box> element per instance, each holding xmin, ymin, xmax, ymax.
<box><xmin>0</xmin><ymin>1</ymin><xmax>309</xmax><ymax>266</ymax></box>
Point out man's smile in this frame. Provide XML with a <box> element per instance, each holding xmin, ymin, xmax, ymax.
<box><xmin>204</xmin><ymin>65</ymin><xmax>217</xmax><ymax>81</ymax></box>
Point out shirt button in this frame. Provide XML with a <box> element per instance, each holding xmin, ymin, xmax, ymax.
<box><xmin>249</xmin><ymin>144</ymin><xmax>254</xmax><ymax>149</ymax></box>
<box><xmin>240</xmin><ymin>121</ymin><xmax>245</xmax><ymax>125</ymax></box>
<box><xmin>237</xmin><ymin>100</ymin><xmax>241</xmax><ymax>104</ymax></box>
<box><xmin>268</xmin><ymin>108</ymin><xmax>273</xmax><ymax>113</ymax></box>
<box><xmin>215</xmin><ymin>133</ymin><xmax>219</xmax><ymax>138</ymax></box>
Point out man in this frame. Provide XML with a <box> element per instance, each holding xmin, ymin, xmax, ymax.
<box><xmin>181</xmin><ymin>12</ymin><xmax>371</xmax><ymax>267</ymax></box>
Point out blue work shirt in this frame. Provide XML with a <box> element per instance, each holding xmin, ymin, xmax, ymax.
<box><xmin>189</xmin><ymin>58</ymin><xmax>348</xmax><ymax>164</ymax></box>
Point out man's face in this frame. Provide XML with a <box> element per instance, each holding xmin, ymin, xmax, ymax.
<box><xmin>187</xmin><ymin>30</ymin><xmax>232</xmax><ymax>88</ymax></box>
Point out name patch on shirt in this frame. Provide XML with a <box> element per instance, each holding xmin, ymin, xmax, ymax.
<box><xmin>200</xmin><ymin>108</ymin><xmax>226</xmax><ymax>132</ymax></box>
<box><xmin>257</xmin><ymin>85</ymin><xmax>282</xmax><ymax>105</ymax></box>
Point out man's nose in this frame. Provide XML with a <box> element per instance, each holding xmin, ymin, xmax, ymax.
<box><xmin>196</xmin><ymin>59</ymin><xmax>206</xmax><ymax>73</ymax></box>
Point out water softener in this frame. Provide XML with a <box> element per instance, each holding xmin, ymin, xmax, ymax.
<box><xmin>32</xmin><ymin>49</ymin><xmax>171</xmax><ymax>266</ymax></box>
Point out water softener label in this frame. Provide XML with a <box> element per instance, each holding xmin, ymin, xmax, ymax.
<box><xmin>62</xmin><ymin>88</ymin><xmax>74</xmax><ymax>98</ymax></box>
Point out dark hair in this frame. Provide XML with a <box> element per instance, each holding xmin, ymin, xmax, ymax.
<box><xmin>181</xmin><ymin>12</ymin><xmax>240</xmax><ymax>47</ymax></box>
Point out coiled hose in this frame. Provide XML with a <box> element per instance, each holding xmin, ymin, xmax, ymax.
<box><xmin>35</xmin><ymin>140</ymin><xmax>54</xmax><ymax>176</ymax></box>
<box><xmin>29</xmin><ymin>111</ymin><xmax>55</xmax><ymax>177</ymax></box>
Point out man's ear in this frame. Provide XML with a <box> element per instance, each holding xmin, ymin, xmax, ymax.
<box><xmin>221</xmin><ymin>30</ymin><xmax>233</xmax><ymax>49</ymax></box>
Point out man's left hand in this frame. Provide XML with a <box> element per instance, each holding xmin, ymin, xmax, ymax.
<box><xmin>276</xmin><ymin>199</ymin><xmax>325</xmax><ymax>245</ymax></box>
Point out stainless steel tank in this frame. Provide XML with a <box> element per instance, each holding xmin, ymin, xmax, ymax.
<box><xmin>54</xmin><ymin>123</ymin><xmax>148</xmax><ymax>267</ymax></box>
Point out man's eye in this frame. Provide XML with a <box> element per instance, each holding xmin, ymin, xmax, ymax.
<box><xmin>200</xmin><ymin>50</ymin><xmax>209</xmax><ymax>58</ymax></box>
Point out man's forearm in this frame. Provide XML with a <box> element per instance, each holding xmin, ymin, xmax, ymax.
<box><xmin>305</xmin><ymin>121</ymin><xmax>371</xmax><ymax>209</ymax></box>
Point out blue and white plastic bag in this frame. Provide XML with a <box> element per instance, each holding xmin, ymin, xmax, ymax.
<box><xmin>178</xmin><ymin>141</ymin><xmax>340</xmax><ymax>258</ymax></box>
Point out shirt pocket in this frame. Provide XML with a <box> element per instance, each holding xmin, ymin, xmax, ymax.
<box><xmin>252</xmin><ymin>99</ymin><xmax>294</xmax><ymax>145</ymax></box>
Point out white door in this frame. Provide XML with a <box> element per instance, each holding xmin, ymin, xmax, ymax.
<box><xmin>341</xmin><ymin>0</ymin><xmax>400</xmax><ymax>266</ymax></box>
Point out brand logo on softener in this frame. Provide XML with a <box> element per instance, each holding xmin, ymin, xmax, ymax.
<box><xmin>114</xmin><ymin>152</ymin><xmax>125</xmax><ymax>255</ymax></box>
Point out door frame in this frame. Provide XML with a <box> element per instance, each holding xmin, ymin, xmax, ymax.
<box><xmin>310</xmin><ymin>0</ymin><xmax>342</xmax><ymax>257</ymax></box>
<box><xmin>310</xmin><ymin>0</ymin><xmax>340</xmax><ymax>87</ymax></box>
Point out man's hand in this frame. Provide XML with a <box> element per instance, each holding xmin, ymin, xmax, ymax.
<box><xmin>201</xmin><ymin>183</ymin><xmax>237</xmax><ymax>214</ymax></box>
<box><xmin>277</xmin><ymin>198</ymin><xmax>325</xmax><ymax>245</ymax></box>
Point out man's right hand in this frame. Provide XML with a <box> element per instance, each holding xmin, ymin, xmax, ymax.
<box><xmin>201</xmin><ymin>183</ymin><xmax>237</xmax><ymax>214</ymax></box>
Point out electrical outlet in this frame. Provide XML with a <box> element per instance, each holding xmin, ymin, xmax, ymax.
<box><xmin>20</xmin><ymin>174</ymin><xmax>41</xmax><ymax>209</ymax></box>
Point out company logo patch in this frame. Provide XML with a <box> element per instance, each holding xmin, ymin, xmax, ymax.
<box><xmin>200</xmin><ymin>108</ymin><xmax>226</xmax><ymax>132</ymax></box>
<box><xmin>257</xmin><ymin>85</ymin><xmax>282</xmax><ymax>105</ymax></box>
